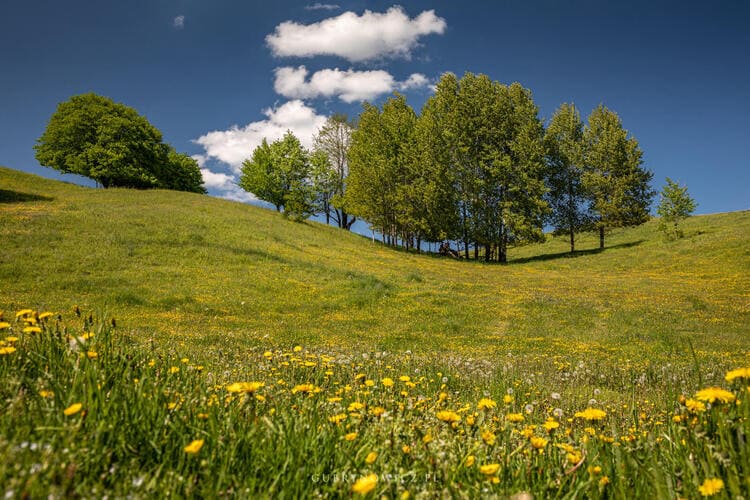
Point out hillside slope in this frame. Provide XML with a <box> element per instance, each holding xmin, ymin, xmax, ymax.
<box><xmin>1</xmin><ymin>166</ymin><xmax>748</xmax><ymax>364</ymax></box>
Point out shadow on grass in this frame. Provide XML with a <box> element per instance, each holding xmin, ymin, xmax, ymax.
<box><xmin>0</xmin><ymin>189</ymin><xmax>54</xmax><ymax>203</ymax></box>
<box><xmin>510</xmin><ymin>240</ymin><xmax>646</xmax><ymax>264</ymax></box>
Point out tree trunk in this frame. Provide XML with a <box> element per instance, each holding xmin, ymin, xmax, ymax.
<box><xmin>570</xmin><ymin>226</ymin><xmax>575</xmax><ymax>253</ymax></box>
<box><xmin>416</xmin><ymin>237</ymin><xmax>421</xmax><ymax>254</ymax></box>
<box><xmin>599</xmin><ymin>225</ymin><xmax>605</xmax><ymax>249</ymax></box>
<box><xmin>484</xmin><ymin>244</ymin><xmax>491</xmax><ymax>262</ymax></box>
<box><xmin>474</xmin><ymin>243</ymin><xmax>478</xmax><ymax>260</ymax></box>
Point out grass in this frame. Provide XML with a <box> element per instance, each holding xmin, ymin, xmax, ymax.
<box><xmin>1</xmin><ymin>165</ymin><xmax>749</xmax><ymax>497</ymax></box>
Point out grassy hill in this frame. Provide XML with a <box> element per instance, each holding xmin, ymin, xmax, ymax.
<box><xmin>2</xmin><ymin>165</ymin><xmax>749</xmax><ymax>497</ymax></box>
<box><xmin>2</xmin><ymin>165</ymin><xmax>748</xmax><ymax>363</ymax></box>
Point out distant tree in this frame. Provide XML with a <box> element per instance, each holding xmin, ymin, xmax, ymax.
<box><xmin>583</xmin><ymin>104</ymin><xmax>654</xmax><ymax>249</ymax></box>
<box><xmin>238</xmin><ymin>132</ymin><xmax>314</xmax><ymax>220</ymax></box>
<box><xmin>657</xmin><ymin>177</ymin><xmax>697</xmax><ymax>238</ymax></box>
<box><xmin>544</xmin><ymin>103</ymin><xmax>593</xmax><ymax>253</ymax></box>
<box><xmin>312</xmin><ymin>114</ymin><xmax>356</xmax><ymax>229</ymax></box>
<box><xmin>160</xmin><ymin>149</ymin><xmax>207</xmax><ymax>194</ymax></box>
<box><xmin>35</xmin><ymin>93</ymin><xmax>205</xmax><ymax>193</ymax></box>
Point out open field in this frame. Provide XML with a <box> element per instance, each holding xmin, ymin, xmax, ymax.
<box><xmin>1</xmin><ymin>166</ymin><xmax>749</xmax><ymax>497</ymax></box>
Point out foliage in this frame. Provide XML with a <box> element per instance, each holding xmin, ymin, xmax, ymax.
<box><xmin>583</xmin><ymin>105</ymin><xmax>655</xmax><ymax>249</ymax></box>
<box><xmin>312</xmin><ymin>114</ymin><xmax>355</xmax><ymax>229</ymax></box>
<box><xmin>657</xmin><ymin>177</ymin><xmax>697</xmax><ymax>239</ymax></box>
<box><xmin>544</xmin><ymin>103</ymin><xmax>594</xmax><ymax>252</ymax></box>
<box><xmin>34</xmin><ymin>93</ymin><xmax>205</xmax><ymax>193</ymax></box>
<box><xmin>239</xmin><ymin>132</ymin><xmax>314</xmax><ymax>220</ymax></box>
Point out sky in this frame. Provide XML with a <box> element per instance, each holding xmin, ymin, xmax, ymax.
<box><xmin>1</xmin><ymin>0</ymin><xmax>748</xmax><ymax>216</ymax></box>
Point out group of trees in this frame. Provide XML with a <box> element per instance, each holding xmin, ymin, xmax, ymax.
<box><xmin>342</xmin><ymin>73</ymin><xmax>655</xmax><ymax>260</ymax></box>
<box><xmin>35</xmin><ymin>93</ymin><xmax>205</xmax><ymax>193</ymax></box>
<box><xmin>239</xmin><ymin>114</ymin><xmax>356</xmax><ymax>226</ymax></box>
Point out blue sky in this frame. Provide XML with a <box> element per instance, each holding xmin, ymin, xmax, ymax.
<box><xmin>1</xmin><ymin>0</ymin><xmax>748</xmax><ymax>215</ymax></box>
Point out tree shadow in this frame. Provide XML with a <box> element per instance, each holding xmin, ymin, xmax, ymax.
<box><xmin>0</xmin><ymin>189</ymin><xmax>54</xmax><ymax>203</ymax></box>
<box><xmin>510</xmin><ymin>240</ymin><xmax>646</xmax><ymax>265</ymax></box>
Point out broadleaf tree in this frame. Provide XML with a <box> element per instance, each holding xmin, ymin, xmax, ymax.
<box><xmin>312</xmin><ymin>114</ymin><xmax>356</xmax><ymax>229</ymax></box>
<box><xmin>656</xmin><ymin>177</ymin><xmax>697</xmax><ymax>238</ymax></box>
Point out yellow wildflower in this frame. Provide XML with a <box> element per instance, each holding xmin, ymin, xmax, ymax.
<box><xmin>344</xmin><ymin>432</ymin><xmax>358</xmax><ymax>441</ymax></box>
<box><xmin>63</xmin><ymin>403</ymin><xmax>82</xmax><ymax>416</ymax></box>
<box><xmin>86</xmin><ymin>351</ymin><xmax>98</xmax><ymax>359</ymax></box>
<box><xmin>503</xmin><ymin>394</ymin><xmax>514</xmax><ymax>404</ymax></box>
<box><xmin>685</xmin><ymin>398</ymin><xmax>706</xmax><ymax>413</ymax></box>
<box><xmin>478</xmin><ymin>398</ymin><xmax>497</xmax><ymax>410</ymax></box>
<box><xmin>169</xmin><ymin>366</ymin><xmax>180</xmax><ymax>374</ymax></box>
<box><xmin>530</xmin><ymin>436</ymin><xmax>548</xmax><ymax>449</ymax></box>
<box><xmin>352</xmin><ymin>473</ymin><xmax>377</xmax><ymax>495</ymax></box>
<box><xmin>543</xmin><ymin>419</ymin><xmax>560</xmax><ymax>432</ymax></box>
<box><xmin>725</xmin><ymin>367</ymin><xmax>750</xmax><ymax>382</ymax></box>
<box><xmin>184</xmin><ymin>439</ymin><xmax>204</xmax><ymax>454</ymax></box>
<box><xmin>226</xmin><ymin>382</ymin><xmax>265</xmax><ymax>393</ymax></box>
<box><xmin>0</xmin><ymin>346</ymin><xmax>16</xmax><ymax>355</ymax></box>
<box><xmin>695</xmin><ymin>387</ymin><xmax>735</xmax><ymax>404</ymax></box>
<box><xmin>399</xmin><ymin>375</ymin><xmax>411</xmax><ymax>382</ymax></box>
<box><xmin>5</xmin><ymin>336</ymin><xmax>19</xmax><ymax>342</ymax></box>
<box><xmin>465</xmin><ymin>455</ymin><xmax>475</xmax><ymax>467</ymax></box>
<box><xmin>38</xmin><ymin>312</ymin><xmax>54</xmax><ymax>320</ymax></box>
<box><xmin>329</xmin><ymin>413</ymin><xmax>347</xmax><ymax>424</ymax></box>
<box><xmin>23</xmin><ymin>326</ymin><xmax>42</xmax><ymax>334</ymax></box>
<box><xmin>39</xmin><ymin>390</ymin><xmax>54</xmax><ymax>398</ymax></box>
<box><xmin>402</xmin><ymin>445</ymin><xmax>410</xmax><ymax>454</ymax></box>
<box><xmin>506</xmin><ymin>413</ymin><xmax>525</xmax><ymax>423</ymax></box>
<box><xmin>15</xmin><ymin>309</ymin><xmax>33</xmax><ymax>319</ymax></box>
<box><xmin>574</xmin><ymin>408</ymin><xmax>607</xmax><ymax>421</ymax></box>
<box><xmin>436</xmin><ymin>410</ymin><xmax>461</xmax><ymax>423</ymax></box>
<box><xmin>481</xmin><ymin>429</ymin><xmax>496</xmax><ymax>445</ymax></box>
<box><xmin>370</xmin><ymin>406</ymin><xmax>386</xmax><ymax>417</ymax></box>
<box><xmin>348</xmin><ymin>402</ymin><xmax>365</xmax><ymax>412</ymax></box>
<box><xmin>381</xmin><ymin>377</ymin><xmax>394</xmax><ymax>387</ymax></box>
<box><xmin>479</xmin><ymin>463</ymin><xmax>500</xmax><ymax>475</ymax></box>
<box><xmin>422</xmin><ymin>433</ymin><xmax>433</xmax><ymax>444</ymax></box>
<box><xmin>292</xmin><ymin>383</ymin><xmax>320</xmax><ymax>394</ymax></box>
<box><xmin>0</xmin><ymin>322</ymin><xmax>10</xmax><ymax>329</ymax></box>
<box><xmin>293</xmin><ymin>345</ymin><xmax>303</xmax><ymax>352</ymax></box>
<box><xmin>599</xmin><ymin>476</ymin><xmax>610</xmax><ymax>486</ymax></box>
<box><xmin>365</xmin><ymin>451</ymin><xmax>377</xmax><ymax>464</ymax></box>
<box><xmin>698</xmin><ymin>478</ymin><xmax>724</xmax><ymax>496</ymax></box>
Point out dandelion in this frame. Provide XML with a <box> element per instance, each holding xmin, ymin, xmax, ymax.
<box><xmin>422</xmin><ymin>433</ymin><xmax>433</xmax><ymax>444</ymax></box>
<box><xmin>506</xmin><ymin>413</ymin><xmax>525</xmax><ymax>423</ymax></box>
<box><xmin>543</xmin><ymin>419</ymin><xmax>560</xmax><ymax>432</ymax></box>
<box><xmin>503</xmin><ymin>394</ymin><xmax>514</xmax><ymax>404</ymax></box>
<box><xmin>226</xmin><ymin>382</ymin><xmax>265</xmax><ymax>393</ymax></box>
<box><xmin>15</xmin><ymin>309</ymin><xmax>33</xmax><ymax>319</ymax></box>
<box><xmin>39</xmin><ymin>390</ymin><xmax>54</xmax><ymax>398</ymax></box>
<box><xmin>381</xmin><ymin>377</ymin><xmax>394</xmax><ymax>387</ymax></box>
<box><xmin>38</xmin><ymin>312</ymin><xmax>54</xmax><ymax>320</ymax></box>
<box><xmin>465</xmin><ymin>455</ymin><xmax>475</xmax><ymax>467</ymax></box>
<box><xmin>524</xmin><ymin>404</ymin><xmax>534</xmax><ymax>414</ymax></box>
<box><xmin>402</xmin><ymin>444</ymin><xmax>410</xmax><ymax>454</ymax></box>
<box><xmin>436</xmin><ymin>410</ymin><xmax>461</xmax><ymax>423</ymax></box>
<box><xmin>348</xmin><ymin>402</ymin><xmax>365</xmax><ymax>412</ymax></box>
<box><xmin>481</xmin><ymin>429</ymin><xmax>496</xmax><ymax>445</ymax></box>
<box><xmin>551</xmin><ymin>392</ymin><xmax>561</xmax><ymax>400</ymax></box>
<box><xmin>725</xmin><ymin>367</ymin><xmax>750</xmax><ymax>382</ymax></box>
<box><xmin>0</xmin><ymin>346</ymin><xmax>17</xmax><ymax>355</ymax></box>
<box><xmin>530</xmin><ymin>436</ymin><xmax>548</xmax><ymax>449</ymax></box>
<box><xmin>291</xmin><ymin>383</ymin><xmax>320</xmax><ymax>394</ymax></box>
<box><xmin>478</xmin><ymin>398</ymin><xmax>497</xmax><ymax>410</ymax></box>
<box><xmin>685</xmin><ymin>399</ymin><xmax>706</xmax><ymax>413</ymax></box>
<box><xmin>399</xmin><ymin>375</ymin><xmax>411</xmax><ymax>382</ymax></box>
<box><xmin>63</xmin><ymin>403</ymin><xmax>82</xmax><ymax>416</ymax></box>
<box><xmin>86</xmin><ymin>351</ymin><xmax>98</xmax><ymax>359</ymax></box>
<box><xmin>293</xmin><ymin>345</ymin><xmax>303</xmax><ymax>352</ymax></box>
<box><xmin>479</xmin><ymin>463</ymin><xmax>500</xmax><ymax>475</ymax></box>
<box><xmin>5</xmin><ymin>336</ymin><xmax>18</xmax><ymax>342</ymax></box>
<box><xmin>23</xmin><ymin>326</ymin><xmax>42</xmax><ymax>334</ymax></box>
<box><xmin>329</xmin><ymin>413</ymin><xmax>347</xmax><ymax>424</ymax></box>
<box><xmin>695</xmin><ymin>387</ymin><xmax>735</xmax><ymax>404</ymax></box>
<box><xmin>184</xmin><ymin>439</ymin><xmax>204</xmax><ymax>454</ymax></box>
<box><xmin>697</xmin><ymin>478</ymin><xmax>724</xmax><ymax>496</ymax></box>
<box><xmin>553</xmin><ymin>408</ymin><xmax>564</xmax><ymax>418</ymax></box>
<box><xmin>574</xmin><ymin>408</ymin><xmax>607</xmax><ymax>421</ymax></box>
<box><xmin>344</xmin><ymin>432</ymin><xmax>358</xmax><ymax>441</ymax></box>
<box><xmin>370</xmin><ymin>406</ymin><xmax>386</xmax><ymax>417</ymax></box>
<box><xmin>0</xmin><ymin>322</ymin><xmax>10</xmax><ymax>329</ymax></box>
<box><xmin>169</xmin><ymin>366</ymin><xmax>180</xmax><ymax>374</ymax></box>
<box><xmin>365</xmin><ymin>451</ymin><xmax>377</xmax><ymax>464</ymax></box>
<box><xmin>352</xmin><ymin>473</ymin><xmax>377</xmax><ymax>495</ymax></box>
<box><xmin>599</xmin><ymin>476</ymin><xmax>610</xmax><ymax>486</ymax></box>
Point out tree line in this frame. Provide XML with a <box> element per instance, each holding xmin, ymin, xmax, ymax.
<box><xmin>241</xmin><ymin>72</ymin><xmax>655</xmax><ymax>261</ymax></box>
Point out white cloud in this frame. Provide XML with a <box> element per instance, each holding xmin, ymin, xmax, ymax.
<box><xmin>266</xmin><ymin>6</ymin><xmax>446</xmax><ymax>62</ymax></box>
<box><xmin>199</xmin><ymin>167</ymin><xmax>258</xmax><ymax>203</ymax></box>
<box><xmin>193</xmin><ymin>100</ymin><xmax>327</xmax><ymax>173</ymax></box>
<box><xmin>305</xmin><ymin>3</ymin><xmax>339</xmax><ymax>10</ymax></box>
<box><xmin>274</xmin><ymin>65</ymin><xmax>431</xmax><ymax>102</ymax></box>
<box><xmin>173</xmin><ymin>15</ymin><xmax>185</xmax><ymax>29</ymax></box>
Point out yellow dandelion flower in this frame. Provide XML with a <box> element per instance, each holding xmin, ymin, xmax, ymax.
<box><xmin>365</xmin><ymin>379</ymin><xmax>375</xmax><ymax>387</ymax></box>
<box><xmin>685</xmin><ymin>398</ymin><xmax>706</xmax><ymax>413</ymax></box>
<box><xmin>422</xmin><ymin>433</ymin><xmax>433</xmax><ymax>444</ymax></box>
<box><xmin>402</xmin><ymin>445</ymin><xmax>410</xmax><ymax>454</ymax></box>
<box><xmin>5</xmin><ymin>336</ymin><xmax>18</xmax><ymax>342</ymax></box>
<box><xmin>348</xmin><ymin>402</ymin><xmax>365</xmax><ymax>412</ymax></box>
<box><xmin>39</xmin><ymin>390</ymin><xmax>54</xmax><ymax>398</ymax></box>
<box><xmin>695</xmin><ymin>387</ymin><xmax>735</xmax><ymax>404</ymax></box>
<box><xmin>574</xmin><ymin>408</ymin><xmax>607</xmax><ymax>421</ymax></box>
<box><xmin>506</xmin><ymin>413</ymin><xmax>525</xmax><ymax>423</ymax></box>
<box><xmin>38</xmin><ymin>312</ymin><xmax>54</xmax><ymax>320</ymax></box>
<box><xmin>293</xmin><ymin>345</ymin><xmax>303</xmax><ymax>352</ymax></box>
<box><xmin>352</xmin><ymin>473</ymin><xmax>377</xmax><ymax>495</ymax></box>
<box><xmin>226</xmin><ymin>382</ymin><xmax>265</xmax><ymax>393</ymax></box>
<box><xmin>0</xmin><ymin>322</ymin><xmax>10</xmax><ymax>329</ymax></box>
<box><xmin>167</xmin><ymin>402</ymin><xmax>178</xmax><ymax>410</ymax></box>
<box><xmin>698</xmin><ymin>478</ymin><xmax>724</xmax><ymax>496</ymax></box>
<box><xmin>466</xmin><ymin>415</ymin><xmax>475</xmax><ymax>426</ymax></box>
<box><xmin>465</xmin><ymin>455</ymin><xmax>475</xmax><ymax>467</ymax></box>
<box><xmin>726</xmin><ymin>367</ymin><xmax>750</xmax><ymax>382</ymax></box>
<box><xmin>436</xmin><ymin>410</ymin><xmax>461</xmax><ymax>423</ymax></box>
<box><xmin>543</xmin><ymin>419</ymin><xmax>560</xmax><ymax>432</ymax></box>
<box><xmin>479</xmin><ymin>463</ymin><xmax>500</xmax><ymax>475</ymax></box>
<box><xmin>503</xmin><ymin>394</ymin><xmax>514</xmax><ymax>404</ymax></box>
<box><xmin>599</xmin><ymin>476</ymin><xmax>610</xmax><ymax>486</ymax></box>
<box><xmin>169</xmin><ymin>366</ymin><xmax>180</xmax><ymax>374</ymax></box>
<box><xmin>86</xmin><ymin>351</ymin><xmax>98</xmax><ymax>359</ymax></box>
<box><xmin>23</xmin><ymin>326</ymin><xmax>42</xmax><ymax>334</ymax></box>
<box><xmin>399</xmin><ymin>375</ymin><xmax>411</xmax><ymax>382</ymax></box>
<box><xmin>481</xmin><ymin>429</ymin><xmax>496</xmax><ymax>445</ymax></box>
<box><xmin>381</xmin><ymin>377</ymin><xmax>394</xmax><ymax>387</ymax></box>
<box><xmin>530</xmin><ymin>436</ymin><xmax>548</xmax><ymax>449</ymax></box>
<box><xmin>370</xmin><ymin>406</ymin><xmax>386</xmax><ymax>417</ymax></box>
<box><xmin>184</xmin><ymin>439</ymin><xmax>204</xmax><ymax>454</ymax></box>
<box><xmin>255</xmin><ymin>395</ymin><xmax>266</xmax><ymax>402</ymax></box>
<box><xmin>329</xmin><ymin>413</ymin><xmax>347</xmax><ymax>424</ymax></box>
<box><xmin>197</xmin><ymin>413</ymin><xmax>209</xmax><ymax>419</ymax></box>
<box><xmin>291</xmin><ymin>383</ymin><xmax>320</xmax><ymax>394</ymax></box>
<box><xmin>15</xmin><ymin>309</ymin><xmax>33</xmax><ymax>319</ymax></box>
<box><xmin>365</xmin><ymin>451</ymin><xmax>377</xmax><ymax>464</ymax></box>
<box><xmin>0</xmin><ymin>346</ymin><xmax>16</xmax><ymax>355</ymax></box>
<box><xmin>344</xmin><ymin>432</ymin><xmax>358</xmax><ymax>441</ymax></box>
<box><xmin>63</xmin><ymin>403</ymin><xmax>82</xmax><ymax>416</ymax></box>
<box><xmin>263</xmin><ymin>350</ymin><xmax>273</xmax><ymax>358</ymax></box>
<box><xmin>478</xmin><ymin>398</ymin><xmax>497</xmax><ymax>410</ymax></box>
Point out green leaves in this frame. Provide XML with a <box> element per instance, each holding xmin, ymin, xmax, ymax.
<box><xmin>657</xmin><ymin>178</ymin><xmax>697</xmax><ymax>239</ymax></box>
<box><xmin>34</xmin><ymin>93</ymin><xmax>205</xmax><ymax>193</ymax></box>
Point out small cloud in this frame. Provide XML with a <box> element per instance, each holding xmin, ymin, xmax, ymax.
<box><xmin>173</xmin><ymin>15</ymin><xmax>185</xmax><ymax>29</ymax></box>
<box><xmin>305</xmin><ymin>3</ymin><xmax>340</xmax><ymax>10</ymax></box>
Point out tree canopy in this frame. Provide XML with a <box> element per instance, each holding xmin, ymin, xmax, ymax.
<box><xmin>35</xmin><ymin>93</ymin><xmax>205</xmax><ymax>193</ymax></box>
<box><xmin>657</xmin><ymin>177</ymin><xmax>697</xmax><ymax>238</ymax></box>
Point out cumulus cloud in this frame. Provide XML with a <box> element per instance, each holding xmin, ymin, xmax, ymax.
<box><xmin>173</xmin><ymin>15</ymin><xmax>185</xmax><ymax>29</ymax></box>
<box><xmin>198</xmin><ymin>167</ymin><xmax>258</xmax><ymax>203</ymax></box>
<box><xmin>305</xmin><ymin>3</ymin><xmax>339</xmax><ymax>10</ymax></box>
<box><xmin>274</xmin><ymin>66</ymin><xmax>431</xmax><ymax>102</ymax></box>
<box><xmin>193</xmin><ymin>100</ymin><xmax>327</xmax><ymax>173</ymax></box>
<box><xmin>266</xmin><ymin>6</ymin><xmax>446</xmax><ymax>62</ymax></box>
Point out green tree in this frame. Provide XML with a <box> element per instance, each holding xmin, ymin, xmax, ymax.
<box><xmin>312</xmin><ymin>114</ymin><xmax>356</xmax><ymax>229</ymax></box>
<box><xmin>583</xmin><ymin>104</ymin><xmax>654</xmax><ymax>249</ymax></box>
<box><xmin>160</xmin><ymin>150</ymin><xmax>207</xmax><ymax>194</ymax></box>
<box><xmin>35</xmin><ymin>93</ymin><xmax>204</xmax><ymax>193</ymax></box>
<box><xmin>657</xmin><ymin>177</ymin><xmax>697</xmax><ymax>238</ymax></box>
<box><xmin>544</xmin><ymin>103</ymin><xmax>592</xmax><ymax>253</ymax></box>
<box><xmin>238</xmin><ymin>132</ymin><xmax>314</xmax><ymax>220</ymax></box>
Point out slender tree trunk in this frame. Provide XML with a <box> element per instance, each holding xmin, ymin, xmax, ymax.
<box><xmin>416</xmin><ymin>237</ymin><xmax>421</xmax><ymax>254</ymax></box>
<box><xmin>275</xmin><ymin>205</ymin><xmax>281</xmax><ymax>212</ymax></box>
<box><xmin>570</xmin><ymin>226</ymin><xmax>575</xmax><ymax>253</ymax></box>
<box><xmin>484</xmin><ymin>244</ymin><xmax>491</xmax><ymax>262</ymax></box>
<box><xmin>474</xmin><ymin>243</ymin><xmax>478</xmax><ymax>260</ymax></box>
<box><xmin>599</xmin><ymin>225</ymin><xmax>605</xmax><ymax>249</ymax></box>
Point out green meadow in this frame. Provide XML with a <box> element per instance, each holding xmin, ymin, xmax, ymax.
<box><xmin>1</xmin><ymin>165</ymin><xmax>749</xmax><ymax>497</ymax></box>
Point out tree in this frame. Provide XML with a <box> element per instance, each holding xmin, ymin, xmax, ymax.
<box><xmin>160</xmin><ymin>149</ymin><xmax>207</xmax><ymax>194</ymax></box>
<box><xmin>583</xmin><ymin>105</ymin><xmax>654</xmax><ymax>249</ymax></box>
<box><xmin>657</xmin><ymin>177</ymin><xmax>696</xmax><ymax>238</ymax></box>
<box><xmin>238</xmin><ymin>132</ymin><xmax>314</xmax><ymax>220</ymax></box>
<box><xmin>312</xmin><ymin>114</ymin><xmax>356</xmax><ymax>229</ymax></box>
<box><xmin>544</xmin><ymin>103</ymin><xmax>593</xmax><ymax>253</ymax></box>
<box><xmin>35</xmin><ymin>93</ymin><xmax>205</xmax><ymax>193</ymax></box>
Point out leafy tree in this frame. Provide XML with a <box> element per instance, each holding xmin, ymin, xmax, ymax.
<box><xmin>583</xmin><ymin>104</ymin><xmax>654</xmax><ymax>249</ymax></box>
<box><xmin>35</xmin><ymin>93</ymin><xmax>205</xmax><ymax>193</ymax></box>
<box><xmin>657</xmin><ymin>177</ymin><xmax>696</xmax><ymax>238</ymax></box>
<box><xmin>160</xmin><ymin>149</ymin><xmax>207</xmax><ymax>194</ymax></box>
<box><xmin>239</xmin><ymin>132</ymin><xmax>314</xmax><ymax>220</ymax></box>
<box><xmin>312</xmin><ymin>114</ymin><xmax>356</xmax><ymax>229</ymax></box>
<box><xmin>544</xmin><ymin>103</ymin><xmax>593</xmax><ymax>252</ymax></box>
